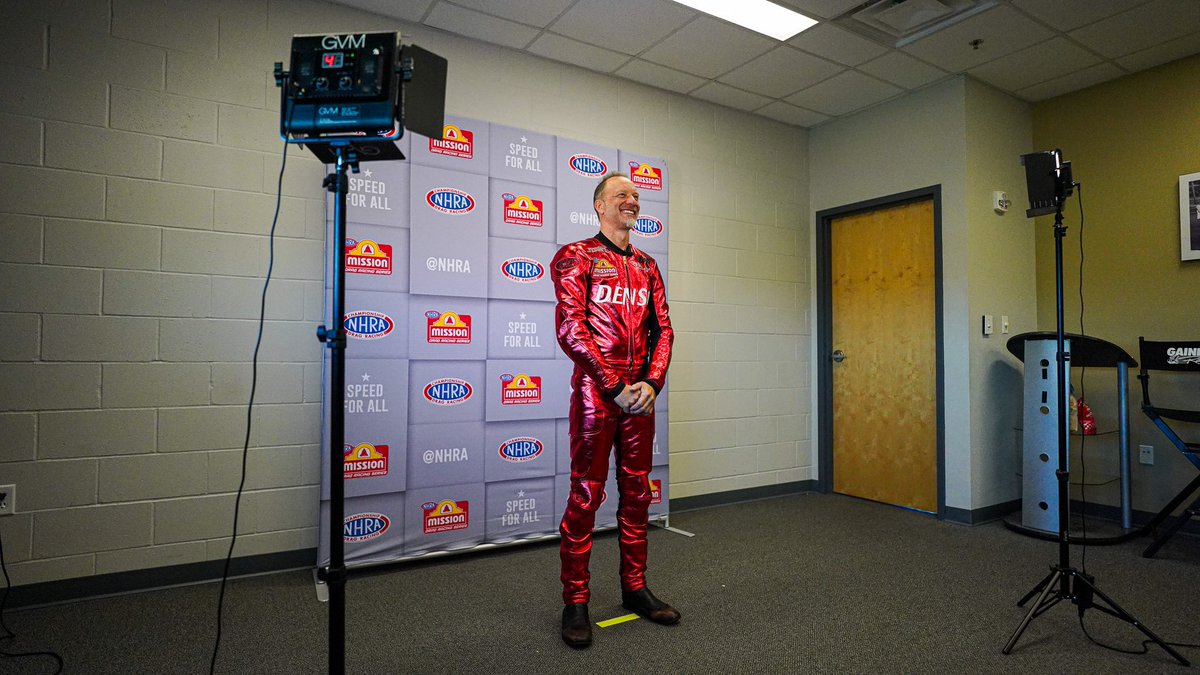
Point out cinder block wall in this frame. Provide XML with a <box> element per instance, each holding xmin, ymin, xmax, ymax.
<box><xmin>0</xmin><ymin>0</ymin><xmax>811</xmax><ymax>588</ymax></box>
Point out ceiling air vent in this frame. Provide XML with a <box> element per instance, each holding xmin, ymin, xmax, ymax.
<box><xmin>834</xmin><ymin>0</ymin><xmax>997</xmax><ymax>47</ymax></box>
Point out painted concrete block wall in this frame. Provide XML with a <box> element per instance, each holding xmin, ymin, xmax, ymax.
<box><xmin>0</xmin><ymin>0</ymin><xmax>811</xmax><ymax>586</ymax></box>
<box><xmin>963</xmin><ymin>79</ymin><xmax>1036</xmax><ymax>510</ymax></box>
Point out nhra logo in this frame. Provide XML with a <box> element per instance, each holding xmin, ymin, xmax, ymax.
<box><xmin>502</xmin><ymin>193</ymin><xmax>544</xmax><ymax>227</ymax></box>
<box><xmin>423</xmin><ymin>378</ymin><xmax>473</xmax><ymax>405</ymax></box>
<box><xmin>344</xmin><ymin>512</ymin><xmax>390</xmax><ymax>542</ymax></box>
<box><xmin>634</xmin><ymin>215</ymin><xmax>663</xmax><ymax>237</ymax></box>
<box><xmin>344</xmin><ymin>311</ymin><xmax>393</xmax><ymax>340</ymax></box>
<box><xmin>1167</xmin><ymin>346</ymin><xmax>1200</xmax><ymax>365</ymax></box>
<box><xmin>500</xmin><ymin>373</ymin><xmax>542</xmax><ymax>405</ymax></box>
<box><xmin>650</xmin><ymin>479</ymin><xmax>662</xmax><ymax>505</ymax></box>
<box><xmin>343</xmin><ymin>443</ymin><xmax>388</xmax><ymax>480</ymax></box>
<box><xmin>344</xmin><ymin>238</ymin><xmax>393</xmax><ymax>276</ymax></box>
<box><xmin>426</xmin><ymin>188</ymin><xmax>476</xmax><ymax>214</ymax></box>
<box><xmin>629</xmin><ymin>162</ymin><xmax>663</xmax><ymax>191</ymax></box>
<box><xmin>499</xmin><ymin>437</ymin><xmax>543</xmax><ymax>463</ymax></box>
<box><xmin>422</xmin><ymin>499</ymin><xmax>470</xmax><ymax>534</ymax></box>
<box><xmin>569</xmin><ymin>153</ymin><xmax>607</xmax><ymax>177</ymax></box>
<box><xmin>429</xmin><ymin>124</ymin><xmax>474</xmax><ymax>159</ymax></box>
<box><xmin>591</xmin><ymin>258</ymin><xmax>618</xmax><ymax>279</ymax></box>
<box><xmin>502</xmin><ymin>257</ymin><xmax>544</xmax><ymax>283</ymax></box>
<box><xmin>425</xmin><ymin>310</ymin><xmax>472</xmax><ymax>344</ymax></box>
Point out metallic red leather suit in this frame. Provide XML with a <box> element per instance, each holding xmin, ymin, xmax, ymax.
<box><xmin>551</xmin><ymin>232</ymin><xmax>673</xmax><ymax>605</ymax></box>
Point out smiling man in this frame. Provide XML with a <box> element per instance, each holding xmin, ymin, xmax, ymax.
<box><xmin>550</xmin><ymin>172</ymin><xmax>677</xmax><ymax>648</ymax></box>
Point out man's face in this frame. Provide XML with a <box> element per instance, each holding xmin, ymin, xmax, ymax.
<box><xmin>595</xmin><ymin>177</ymin><xmax>640</xmax><ymax>230</ymax></box>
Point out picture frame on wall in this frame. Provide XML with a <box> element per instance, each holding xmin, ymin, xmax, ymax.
<box><xmin>1180</xmin><ymin>171</ymin><xmax>1200</xmax><ymax>261</ymax></box>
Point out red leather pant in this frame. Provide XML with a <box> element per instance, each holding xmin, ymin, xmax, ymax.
<box><xmin>559</xmin><ymin>375</ymin><xmax>655</xmax><ymax>605</ymax></box>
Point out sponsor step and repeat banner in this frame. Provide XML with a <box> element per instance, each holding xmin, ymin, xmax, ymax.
<box><xmin>318</xmin><ymin>117</ymin><xmax>671</xmax><ymax>568</ymax></box>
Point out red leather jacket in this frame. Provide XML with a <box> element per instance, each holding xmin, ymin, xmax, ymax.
<box><xmin>551</xmin><ymin>233</ymin><xmax>673</xmax><ymax>397</ymax></box>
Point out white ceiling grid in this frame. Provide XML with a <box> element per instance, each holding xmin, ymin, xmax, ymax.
<box><xmin>327</xmin><ymin>0</ymin><xmax>1200</xmax><ymax>127</ymax></box>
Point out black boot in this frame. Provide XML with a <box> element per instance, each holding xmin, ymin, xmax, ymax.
<box><xmin>561</xmin><ymin>603</ymin><xmax>592</xmax><ymax>648</ymax></box>
<box><xmin>621</xmin><ymin>587</ymin><xmax>681</xmax><ymax>625</ymax></box>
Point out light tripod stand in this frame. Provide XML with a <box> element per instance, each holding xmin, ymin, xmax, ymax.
<box><xmin>1001</xmin><ymin>150</ymin><xmax>1187</xmax><ymax>667</ymax></box>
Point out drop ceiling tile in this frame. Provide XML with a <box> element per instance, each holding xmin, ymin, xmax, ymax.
<box><xmin>528</xmin><ymin>32</ymin><xmax>631</xmax><ymax>73</ymax></box>
<box><xmin>424</xmin><ymin>2</ymin><xmax>541</xmax><ymax>50</ymax></box>
<box><xmin>756</xmin><ymin>100</ymin><xmax>831</xmax><ymax>128</ymax></box>
<box><xmin>718</xmin><ymin>45</ymin><xmax>844</xmax><ymax>98</ymax></box>
<box><xmin>788</xmin><ymin>22</ymin><xmax>890</xmax><ymax>66</ymax></box>
<box><xmin>968</xmin><ymin>37</ymin><xmax>1103</xmax><ymax>93</ymax></box>
<box><xmin>785</xmin><ymin>70</ymin><xmax>902</xmax><ymax>116</ymax></box>
<box><xmin>858</xmin><ymin>51</ymin><xmax>948</xmax><ymax>89</ymax></box>
<box><xmin>901</xmin><ymin>4</ymin><xmax>1056</xmax><ymax>72</ymax></box>
<box><xmin>690</xmin><ymin>81</ymin><xmax>773</xmax><ymax>112</ymax></box>
<box><xmin>1069</xmin><ymin>0</ymin><xmax>1200</xmax><ymax>59</ymax></box>
<box><xmin>615</xmin><ymin>58</ymin><xmax>708</xmax><ymax>94</ymax></box>
<box><xmin>447</xmin><ymin>0</ymin><xmax>576</xmax><ymax>27</ymax></box>
<box><xmin>1116</xmin><ymin>32</ymin><xmax>1200</xmax><ymax>72</ymax></box>
<box><xmin>549</xmin><ymin>0</ymin><xmax>696</xmax><ymax>56</ymax></box>
<box><xmin>640</xmin><ymin>16</ymin><xmax>776</xmax><ymax>79</ymax></box>
<box><xmin>331</xmin><ymin>0</ymin><xmax>434</xmax><ymax>22</ymax></box>
<box><xmin>1014</xmin><ymin>62</ymin><xmax>1126</xmax><ymax>101</ymax></box>
<box><xmin>773</xmin><ymin>0</ymin><xmax>866</xmax><ymax>21</ymax></box>
<box><xmin>1010</xmin><ymin>0</ymin><xmax>1153</xmax><ymax>32</ymax></box>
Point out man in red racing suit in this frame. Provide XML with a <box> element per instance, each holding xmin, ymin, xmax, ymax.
<box><xmin>551</xmin><ymin>172</ymin><xmax>677</xmax><ymax>649</ymax></box>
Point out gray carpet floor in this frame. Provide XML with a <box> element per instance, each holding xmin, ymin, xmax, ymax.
<box><xmin>3</xmin><ymin>493</ymin><xmax>1198</xmax><ymax>674</ymax></box>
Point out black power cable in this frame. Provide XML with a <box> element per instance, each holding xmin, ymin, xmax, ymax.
<box><xmin>0</xmin><ymin>527</ymin><xmax>64</xmax><ymax>673</ymax></box>
<box><xmin>209</xmin><ymin>133</ymin><xmax>291</xmax><ymax>674</ymax></box>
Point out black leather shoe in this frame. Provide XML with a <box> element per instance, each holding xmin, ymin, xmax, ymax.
<box><xmin>561</xmin><ymin>603</ymin><xmax>592</xmax><ymax>648</ymax></box>
<box><xmin>621</xmin><ymin>587</ymin><xmax>681</xmax><ymax>625</ymax></box>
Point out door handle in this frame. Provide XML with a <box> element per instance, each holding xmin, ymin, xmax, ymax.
<box><xmin>832</xmin><ymin>349</ymin><xmax>846</xmax><ymax>363</ymax></box>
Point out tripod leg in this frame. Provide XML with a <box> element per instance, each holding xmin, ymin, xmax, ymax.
<box><xmin>1003</xmin><ymin>569</ymin><xmax>1062</xmax><ymax>655</ymax></box>
<box><xmin>1016</xmin><ymin>570</ymin><xmax>1056</xmax><ymax>607</ymax></box>
<box><xmin>1079</xmin><ymin>576</ymin><xmax>1190</xmax><ymax>666</ymax></box>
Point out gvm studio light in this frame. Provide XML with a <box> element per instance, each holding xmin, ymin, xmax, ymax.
<box><xmin>274</xmin><ymin>31</ymin><xmax>446</xmax><ymax>675</ymax></box>
<box><xmin>276</xmin><ymin>31</ymin><xmax>447</xmax><ymax>159</ymax></box>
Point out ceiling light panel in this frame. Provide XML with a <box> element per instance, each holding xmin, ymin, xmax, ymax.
<box><xmin>670</xmin><ymin>0</ymin><xmax>819</xmax><ymax>40</ymax></box>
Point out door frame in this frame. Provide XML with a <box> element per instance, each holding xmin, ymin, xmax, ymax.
<box><xmin>815</xmin><ymin>185</ymin><xmax>946</xmax><ymax>517</ymax></box>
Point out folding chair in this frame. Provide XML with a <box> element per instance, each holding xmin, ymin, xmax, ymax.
<box><xmin>1137</xmin><ymin>337</ymin><xmax>1200</xmax><ymax>558</ymax></box>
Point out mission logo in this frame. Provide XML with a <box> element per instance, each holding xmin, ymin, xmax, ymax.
<box><xmin>629</xmin><ymin>162</ymin><xmax>663</xmax><ymax>191</ymax></box>
<box><xmin>423</xmin><ymin>499</ymin><xmax>470</xmax><ymax>534</ymax></box>
<box><xmin>426</xmin><ymin>310</ymin><xmax>472</xmax><ymax>344</ymax></box>
<box><xmin>343</xmin><ymin>443</ymin><xmax>389</xmax><ymax>480</ymax></box>
<box><xmin>569</xmin><ymin>153</ymin><xmax>606</xmax><ymax>177</ymax></box>
<box><xmin>591</xmin><ymin>258</ymin><xmax>618</xmax><ymax>279</ymax></box>
<box><xmin>423</xmin><ymin>377</ymin><xmax>473</xmax><ymax>405</ymax></box>
<box><xmin>345</xmin><ymin>238</ymin><xmax>393</xmax><ymax>276</ymax></box>
<box><xmin>500</xmin><ymin>373</ymin><xmax>541</xmax><ymax>406</ymax></box>
<box><xmin>502</xmin><ymin>193</ymin><xmax>544</xmax><ymax>227</ymax></box>
<box><xmin>344</xmin><ymin>311</ymin><xmax>393</xmax><ymax>340</ymax></box>
<box><xmin>344</xmin><ymin>512</ymin><xmax>390</xmax><ymax>542</ymax></box>
<box><xmin>429</xmin><ymin>124</ymin><xmax>474</xmax><ymax>159</ymax></box>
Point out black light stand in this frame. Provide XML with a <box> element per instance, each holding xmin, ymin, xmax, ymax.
<box><xmin>274</xmin><ymin>32</ymin><xmax>446</xmax><ymax>675</ymax></box>
<box><xmin>1002</xmin><ymin>151</ymin><xmax>1188</xmax><ymax>666</ymax></box>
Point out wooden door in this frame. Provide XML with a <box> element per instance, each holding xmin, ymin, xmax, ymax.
<box><xmin>830</xmin><ymin>199</ymin><xmax>938</xmax><ymax>512</ymax></box>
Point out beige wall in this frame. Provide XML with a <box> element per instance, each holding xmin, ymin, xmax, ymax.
<box><xmin>963</xmin><ymin>79</ymin><xmax>1036</xmax><ymax>509</ymax></box>
<box><xmin>1032</xmin><ymin>54</ymin><xmax>1200</xmax><ymax>512</ymax></box>
<box><xmin>0</xmin><ymin>0</ymin><xmax>811</xmax><ymax>586</ymax></box>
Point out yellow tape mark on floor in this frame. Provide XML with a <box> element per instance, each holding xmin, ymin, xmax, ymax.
<box><xmin>596</xmin><ymin>613</ymin><xmax>640</xmax><ymax>628</ymax></box>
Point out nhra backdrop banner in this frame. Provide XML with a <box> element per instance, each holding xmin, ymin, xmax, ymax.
<box><xmin>317</xmin><ymin>117</ymin><xmax>671</xmax><ymax>568</ymax></box>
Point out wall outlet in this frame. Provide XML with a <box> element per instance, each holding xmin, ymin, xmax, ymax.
<box><xmin>0</xmin><ymin>484</ymin><xmax>14</xmax><ymax>516</ymax></box>
<box><xmin>1138</xmin><ymin>445</ymin><xmax>1154</xmax><ymax>466</ymax></box>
